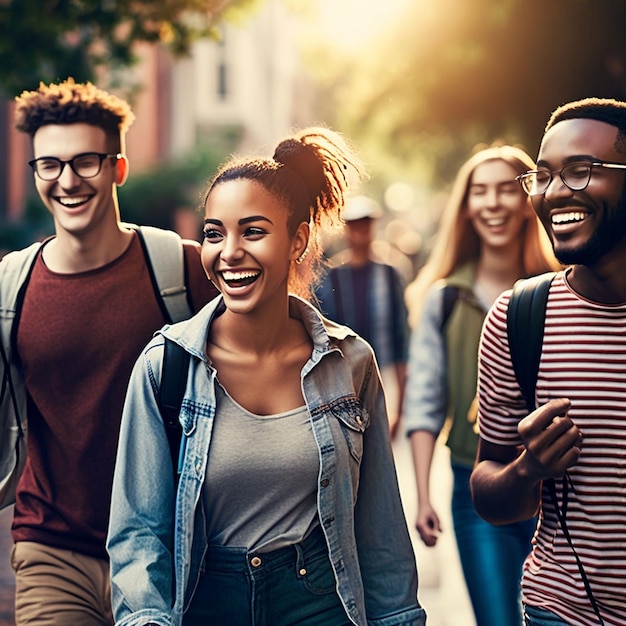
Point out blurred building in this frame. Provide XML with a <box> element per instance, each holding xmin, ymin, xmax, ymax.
<box><xmin>0</xmin><ymin>0</ymin><xmax>308</xmax><ymax>231</ymax></box>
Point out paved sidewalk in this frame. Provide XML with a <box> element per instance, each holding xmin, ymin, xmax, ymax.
<box><xmin>381</xmin><ymin>364</ymin><xmax>475</xmax><ymax>626</ymax></box>
<box><xmin>393</xmin><ymin>434</ymin><xmax>475</xmax><ymax>626</ymax></box>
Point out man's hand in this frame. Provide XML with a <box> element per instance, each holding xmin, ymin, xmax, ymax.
<box><xmin>517</xmin><ymin>398</ymin><xmax>583</xmax><ymax>482</ymax></box>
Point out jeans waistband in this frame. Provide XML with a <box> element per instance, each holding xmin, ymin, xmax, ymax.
<box><xmin>205</xmin><ymin>525</ymin><xmax>326</xmax><ymax>574</ymax></box>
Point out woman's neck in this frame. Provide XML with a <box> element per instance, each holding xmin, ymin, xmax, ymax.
<box><xmin>210</xmin><ymin>300</ymin><xmax>304</xmax><ymax>358</ymax></box>
<box><xmin>474</xmin><ymin>245</ymin><xmax>525</xmax><ymax>307</ymax></box>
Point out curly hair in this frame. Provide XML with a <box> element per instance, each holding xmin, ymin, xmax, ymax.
<box><xmin>14</xmin><ymin>77</ymin><xmax>135</xmax><ymax>150</ymax></box>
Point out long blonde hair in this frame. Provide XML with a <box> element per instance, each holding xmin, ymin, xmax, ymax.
<box><xmin>405</xmin><ymin>145</ymin><xmax>559</xmax><ymax>327</ymax></box>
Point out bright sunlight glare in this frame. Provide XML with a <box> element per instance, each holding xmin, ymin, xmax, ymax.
<box><xmin>314</xmin><ymin>0</ymin><xmax>412</xmax><ymax>51</ymax></box>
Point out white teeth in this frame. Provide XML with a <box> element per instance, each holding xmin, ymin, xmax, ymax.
<box><xmin>486</xmin><ymin>218</ymin><xmax>505</xmax><ymax>227</ymax></box>
<box><xmin>59</xmin><ymin>196</ymin><xmax>89</xmax><ymax>207</ymax></box>
<box><xmin>552</xmin><ymin>211</ymin><xmax>586</xmax><ymax>225</ymax></box>
<box><xmin>221</xmin><ymin>270</ymin><xmax>259</xmax><ymax>281</ymax></box>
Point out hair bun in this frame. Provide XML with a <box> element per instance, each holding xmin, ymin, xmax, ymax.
<box><xmin>273</xmin><ymin>139</ymin><xmax>325</xmax><ymax>203</ymax></box>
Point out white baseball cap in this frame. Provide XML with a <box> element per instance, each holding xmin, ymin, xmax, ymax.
<box><xmin>342</xmin><ymin>195</ymin><xmax>383</xmax><ymax>222</ymax></box>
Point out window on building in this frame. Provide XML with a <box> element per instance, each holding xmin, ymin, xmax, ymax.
<box><xmin>218</xmin><ymin>63</ymin><xmax>227</xmax><ymax>99</ymax></box>
<box><xmin>217</xmin><ymin>36</ymin><xmax>228</xmax><ymax>100</ymax></box>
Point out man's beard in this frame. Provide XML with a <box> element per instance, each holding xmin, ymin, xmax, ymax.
<box><xmin>553</xmin><ymin>196</ymin><xmax>626</xmax><ymax>266</ymax></box>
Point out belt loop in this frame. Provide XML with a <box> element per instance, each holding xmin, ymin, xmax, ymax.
<box><xmin>295</xmin><ymin>541</ymin><xmax>307</xmax><ymax>578</ymax></box>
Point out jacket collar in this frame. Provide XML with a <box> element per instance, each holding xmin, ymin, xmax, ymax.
<box><xmin>160</xmin><ymin>294</ymin><xmax>357</xmax><ymax>363</ymax></box>
<box><xmin>443</xmin><ymin>261</ymin><xmax>477</xmax><ymax>291</ymax></box>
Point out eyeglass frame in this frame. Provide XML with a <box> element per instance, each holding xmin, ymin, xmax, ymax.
<box><xmin>516</xmin><ymin>161</ymin><xmax>626</xmax><ymax>196</ymax></box>
<box><xmin>28</xmin><ymin>152</ymin><xmax>122</xmax><ymax>181</ymax></box>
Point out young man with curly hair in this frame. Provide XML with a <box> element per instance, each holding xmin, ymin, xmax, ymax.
<box><xmin>1</xmin><ymin>78</ymin><xmax>217</xmax><ymax>625</ymax></box>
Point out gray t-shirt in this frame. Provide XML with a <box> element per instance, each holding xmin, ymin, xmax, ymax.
<box><xmin>202</xmin><ymin>382</ymin><xmax>320</xmax><ymax>553</ymax></box>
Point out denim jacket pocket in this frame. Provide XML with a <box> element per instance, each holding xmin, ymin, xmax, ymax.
<box><xmin>329</xmin><ymin>396</ymin><xmax>367</xmax><ymax>463</ymax></box>
<box><xmin>179</xmin><ymin>401</ymin><xmax>198</xmax><ymax>437</ymax></box>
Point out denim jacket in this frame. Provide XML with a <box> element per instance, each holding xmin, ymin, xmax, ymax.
<box><xmin>403</xmin><ymin>262</ymin><xmax>487</xmax><ymax>467</ymax></box>
<box><xmin>107</xmin><ymin>295</ymin><xmax>426</xmax><ymax>626</ymax></box>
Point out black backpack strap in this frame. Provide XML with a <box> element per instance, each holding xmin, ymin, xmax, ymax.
<box><xmin>329</xmin><ymin>269</ymin><xmax>345</xmax><ymax>321</ymax></box>
<box><xmin>440</xmin><ymin>284</ymin><xmax>460</xmax><ymax>332</ymax></box>
<box><xmin>506</xmin><ymin>272</ymin><xmax>556</xmax><ymax>412</ymax></box>
<box><xmin>158</xmin><ymin>338</ymin><xmax>190</xmax><ymax>475</ymax></box>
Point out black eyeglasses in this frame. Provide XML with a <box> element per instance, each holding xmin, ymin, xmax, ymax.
<box><xmin>28</xmin><ymin>152</ymin><xmax>121</xmax><ymax>181</ymax></box>
<box><xmin>516</xmin><ymin>161</ymin><xmax>626</xmax><ymax>196</ymax></box>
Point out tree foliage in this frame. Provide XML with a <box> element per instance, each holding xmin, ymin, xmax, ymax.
<box><xmin>308</xmin><ymin>0</ymin><xmax>626</xmax><ymax>188</ymax></box>
<box><xmin>0</xmin><ymin>0</ymin><xmax>258</xmax><ymax>97</ymax></box>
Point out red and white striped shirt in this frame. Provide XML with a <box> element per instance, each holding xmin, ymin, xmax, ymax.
<box><xmin>478</xmin><ymin>270</ymin><xmax>626</xmax><ymax>626</ymax></box>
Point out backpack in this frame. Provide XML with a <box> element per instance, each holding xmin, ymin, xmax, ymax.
<box><xmin>0</xmin><ymin>224</ymin><xmax>193</xmax><ymax>508</ymax></box>
<box><xmin>440</xmin><ymin>272</ymin><xmax>555</xmax><ymax>402</ymax></box>
<box><xmin>506</xmin><ymin>272</ymin><xmax>555</xmax><ymax>410</ymax></box>
<box><xmin>129</xmin><ymin>223</ymin><xmax>193</xmax><ymax>324</ymax></box>
<box><xmin>158</xmin><ymin>337</ymin><xmax>190</xmax><ymax>475</ymax></box>
<box><xmin>440</xmin><ymin>284</ymin><xmax>469</xmax><ymax>331</ymax></box>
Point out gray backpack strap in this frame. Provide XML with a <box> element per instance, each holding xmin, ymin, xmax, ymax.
<box><xmin>0</xmin><ymin>243</ymin><xmax>42</xmax><ymax>354</ymax></box>
<box><xmin>130</xmin><ymin>224</ymin><xmax>193</xmax><ymax>324</ymax></box>
<box><xmin>0</xmin><ymin>241</ymin><xmax>41</xmax><ymax>509</ymax></box>
<box><xmin>0</xmin><ymin>243</ymin><xmax>42</xmax><ymax>318</ymax></box>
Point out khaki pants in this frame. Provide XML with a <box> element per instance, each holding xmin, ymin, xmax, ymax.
<box><xmin>11</xmin><ymin>541</ymin><xmax>113</xmax><ymax>626</ymax></box>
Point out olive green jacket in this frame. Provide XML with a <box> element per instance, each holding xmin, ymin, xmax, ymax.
<box><xmin>404</xmin><ymin>262</ymin><xmax>487</xmax><ymax>467</ymax></box>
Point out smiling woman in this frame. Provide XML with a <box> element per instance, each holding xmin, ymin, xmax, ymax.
<box><xmin>107</xmin><ymin>125</ymin><xmax>428</xmax><ymax>626</ymax></box>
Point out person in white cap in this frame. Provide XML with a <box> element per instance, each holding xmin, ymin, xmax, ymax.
<box><xmin>315</xmin><ymin>195</ymin><xmax>409</xmax><ymax>437</ymax></box>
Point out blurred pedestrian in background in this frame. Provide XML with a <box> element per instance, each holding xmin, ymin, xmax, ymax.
<box><xmin>403</xmin><ymin>145</ymin><xmax>559</xmax><ymax>626</ymax></box>
<box><xmin>315</xmin><ymin>195</ymin><xmax>409</xmax><ymax>437</ymax></box>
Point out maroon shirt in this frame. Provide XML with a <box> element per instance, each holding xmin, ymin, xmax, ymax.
<box><xmin>12</xmin><ymin>232</ymin><xmax>217</xmax><ymax>558</ymax></box>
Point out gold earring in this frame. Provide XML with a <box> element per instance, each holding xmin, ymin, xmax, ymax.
<box><xmin>295</xmin><ymin>248</ymin><xmax>308</xmax><ymax>265</ymax></box>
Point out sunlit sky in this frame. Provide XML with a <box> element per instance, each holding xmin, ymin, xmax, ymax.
<box><xmin>313</xmin><ymin>0</ymin><xmax>412</xmax><ymax>51</ymax></box>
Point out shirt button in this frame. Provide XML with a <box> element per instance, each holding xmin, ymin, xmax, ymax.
<box><xmin>250</xmin><ymin>556</ymin><xmax>262</xmax><ymax>568</ymax></box>
<box><xmin>195</xmin><ymin>462</ymin><xmax>203</xmax><ymax>473</ymax></box>
<box><xmin>299</xmin><ymin>568</ymin><xmax>307</xmax><ymax>576</ymax></box>
<box><xmin>320</xmin><ymin>478</ymin><xmax>329</xmax><ymax>487</ymax></box>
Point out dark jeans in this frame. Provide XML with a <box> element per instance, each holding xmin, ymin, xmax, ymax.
<box><xmin>524</xmin><ymin>605</ymin><xmax>570</xmax><ymax>625</ymax></box>
<box><xmin>452</xmin><ymin>464</ymin><xmax>537</xmax><ymax>626</ymax></box>
<box><xmin>183</xmin><ymin>526</ymin><xmax>350</xmax><ymax>626</ymax></box>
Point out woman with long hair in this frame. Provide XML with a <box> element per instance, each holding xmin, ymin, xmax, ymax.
<box><xmin>404</xmin><ymin>145</ymin><xmax>560</xmax><ymax>626</ymax></box>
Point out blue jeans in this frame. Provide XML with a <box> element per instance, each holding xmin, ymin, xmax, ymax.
<box><xmin>183</xmin><ymin>525</ymin><xmax>350</xmax><ymax>626</ymax></box>
<box><xmin>452</xmin><ymin>464</ymin><xmax>537</xmax><ymax>626</ymax></box>
<box><xmin>524</xmin><ymin>605</ymin><xmax>570</xmax><ymax>625</ymax></box>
